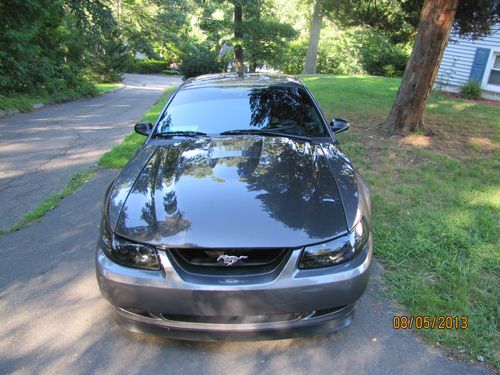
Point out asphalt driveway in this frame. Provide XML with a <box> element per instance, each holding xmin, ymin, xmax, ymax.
<box><xmin>0</xmin><ymin>169</ymin><xmax>492</xmax><ymax>375</ymax></box>
<box><xmin>0</xmin><ymin>74</ymin><xmax>181</xmax><ymax>231</ymax></box>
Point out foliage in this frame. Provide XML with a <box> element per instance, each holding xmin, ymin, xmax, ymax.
<box><xmin>322</xmin><ymin>0</ymin><xmax>416</xmax><ymax>45</ymax></box>
<box><xmin>460</xmin><ymin>80</ymin><xmax>482</xmax><ymax>100</ymax></box>
<box><xmin>0</xmin><ymin>0</ymin><xmax>127</xmax><ymax>96</ymax></box>
<box><xmin>127</xmin><ymin>59</ymin><xmax>169</xmax><ymax>74</ymax></box>
<box><xmin>400</xmin><ymin>0</ymin><xmax>500</xmax><ymax>39</ymax></box>
<box><xmin>179</xmin><ymin>44</ymin><xmax>225</xmax><ymax>79</ymax></box>
<box><xmin>322</xmin><ymin>0</ymin><xmax>499</xmax><ymax>45</ymax></box>
<box><xmin>240</xmin><ymin>0</ymin><xmax>297</xmax><ymax>71</ymax></box>
<box><xmin>277</xmin><ymin>27</ymin><xmax>408</xmax><ymax>77</ymax></box>
<box><xmin>276</xmin><ymin>39</ymin><xmax>308</xmax><ymax>75</ymax></box>
<box><xmin>115</xmin><ymin>0</ymin><xmax>192</xmax><ymax>62</ymax></box>
<box><xmin>356</xmin><ymin>30</ymin><xmax>408</xmax><ymax>77</ymax></box>
<box><xmin>90</xmin><ymin>27</ymin><xmax>129</xmax><ymax>82</ymax></box>
<box><xmin>196</xmin><ymin>0</ymin><xmax>297</xmax><ymax>71</ymax></box>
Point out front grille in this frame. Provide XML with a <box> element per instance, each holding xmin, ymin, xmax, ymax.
<box><xmin>168</xmin><ymin>248</ymin><xmax>291</xmax><ymax>278</ymax></box>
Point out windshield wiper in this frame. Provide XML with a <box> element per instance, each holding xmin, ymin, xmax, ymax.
<box><xmin>154</xmin><ymin>131</ymin><xmax>208</xmax><ymax>138</ymax></box>
<box><xmin>220</xmin><ymin>129</ymin><xmax>311</xmax><ymax>142</ymax></box>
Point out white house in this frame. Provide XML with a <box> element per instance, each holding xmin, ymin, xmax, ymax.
<box><xmin>435</xmin><ymin>24</ymin><xmax>500</xmax><ymax>100</ymax></box>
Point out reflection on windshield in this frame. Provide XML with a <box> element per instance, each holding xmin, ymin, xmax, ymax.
<box><xmin>156</xmin><ymin>86</ymin><xmax>327</xmax><ymax>137</ymax></box>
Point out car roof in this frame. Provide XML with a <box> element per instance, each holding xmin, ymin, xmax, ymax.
<box><xmin>180</xmin><ymin>73</ymin><xmax>304</xmax><ymax>90</ymax></box>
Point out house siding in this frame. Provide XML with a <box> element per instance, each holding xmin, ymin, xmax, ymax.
<box><xmin>436</xmin><ymin>24</ymin><xmax>500</xmax><ymax>99</ymax></box>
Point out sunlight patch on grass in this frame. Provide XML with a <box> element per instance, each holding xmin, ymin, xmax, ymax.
<box><xmin>95</xmin><ymin>83</ymin><xmax>123</xmax><ymax>93</ymax></box>
<box><xmin>401</xmin><ymin>134</ymin><xmax>431</xmax><ymax>148</ymax></box>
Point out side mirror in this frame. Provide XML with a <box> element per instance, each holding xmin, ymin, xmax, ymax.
<box><xmin>330</xmin><ymin>118</ymin><xmax>350</xmax><ymax>134</ymax></box>
<box><xmin>134</xmin><ymin>121</ymin><xmax>153</xmax><ymax>136</ymax></box>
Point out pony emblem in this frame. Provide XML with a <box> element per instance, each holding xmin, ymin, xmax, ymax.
<box><xmin>217</xmin><ymin>254</ymin><xmax>248</xmax><ymax>266</ymax></box>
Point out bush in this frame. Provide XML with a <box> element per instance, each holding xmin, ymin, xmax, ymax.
<box><xmin>179</xmin><ymin>44</ymin><xmax>225</xmax><ymax>79</ymax></box>
<box><xmin>127</xmin><ymin>59</ymin><xmax>168</xmax><ymax>74</ymax></box>
<box><xmin>275</xmin><ymin>27</ymin><xmax>408</xmax><ymax>77</ymax></box>
<box><xmin>316</xmin><ymin>30</ymin><xmax>364</xmax><ymax>75</ymax></box>
<box><xmin>271</xmin><ymin>40</ymin><xmax>307</xmax><ymax>75</ymax></box>
<box><xmin>355</xmin><ymin>29</ymin><xmax>408</xmax><ymax>77</ymax></box>
<box><xmin>460</xmin><ymin>80</ymin><xmax>482</xmax><ymax>99</ymax></box>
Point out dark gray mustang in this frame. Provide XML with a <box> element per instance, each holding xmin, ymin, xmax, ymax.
<box><xmin>96</xmin><ymin>73</ymin><xmax>373</xmax><ymax>341</ymax></box>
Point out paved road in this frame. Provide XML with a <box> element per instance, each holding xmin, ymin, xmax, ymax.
<box><xmin>0</xmin><ymin>170</ymin><xmax>491</xmax><ymax>375</ymax></box>
<box><xmin>0</xmin><ymin>74</ymin><xmax>181</xmax><ymax>231</ymax></box>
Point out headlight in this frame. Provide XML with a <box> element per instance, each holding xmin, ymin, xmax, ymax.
<box><xmin>101</xmin><ymin>224</ymin><xmax>160</xmax><ymax>270</ymax></box>
<box><xmin>299</xmin><ymin>217</ymin><xmax>369</xmax><ymax>269</ymax></box>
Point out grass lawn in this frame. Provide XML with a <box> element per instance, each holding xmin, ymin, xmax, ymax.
<box><xmin>99</xmin><ymin>75</ymin><xmax>499</xmax><ymax>368</ymax></box>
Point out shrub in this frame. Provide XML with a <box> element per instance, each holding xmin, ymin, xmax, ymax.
<box><xmin>355</xmin><ymin>29</ymin><xmax>408</xmax><ymax>77</ymax></box>
<box><xmin>460</xmin><ymin>80</ymin><xmax>482</xmax><ymax>99</ymax></box>
<box><xmin>275</xmin><ymin>27</ymin><xmax>408</xmax><ymax>77</ymax></box>
<box><xmin>127</xmin><ymin>59</ymin><xmax>168</xmax><ymax>74</ymax></box>
<box><xmin>272</xmin><ymin>40</ymin><xmax>307</xmax><ymax>75</ymax></box>
<box><xmin>316</xmin><ymin>30</ymin><xmax>364</xmax><ymax>75</ymax></box>
<box><xmin>179</xmin><ymin>44</ymin><xmax>225</xmax><ymax>79</ymax></box>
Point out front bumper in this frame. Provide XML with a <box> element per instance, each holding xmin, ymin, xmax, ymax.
<box><xmin>96</xmin><ymin>240</ymin><xmax>372</xmax><ymax>341</ymax></box>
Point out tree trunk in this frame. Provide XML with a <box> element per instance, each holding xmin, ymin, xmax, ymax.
<box><xmin>234</xmin><ymin>1</ymin><xmax>244</xmax><ymax>78</ymax></box>
<box><xmin>303</xmin><ymin>0</ymin><xmax>322</xmax><ymax>74</ymax></box>
<box><xmin>384</xmin><ymin>0</ymin><xmax>458</xmax><ymax>135</ymax></box>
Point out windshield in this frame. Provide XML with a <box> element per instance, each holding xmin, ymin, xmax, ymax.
<box><xmin>155</xmin><ymin>86</ymin><xmax>328</xmax><ymax>137</ymax></box>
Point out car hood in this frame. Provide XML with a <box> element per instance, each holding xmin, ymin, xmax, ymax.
<box><xmin>112</xmin><ymin>136</ymin><xmax>352</xmax><ymax>248</ymax></box>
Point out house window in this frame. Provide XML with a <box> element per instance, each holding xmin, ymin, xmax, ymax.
<box><xmin>487</xmin><ymin>54</ymin><xmax>500</xmax><ymax>86</ymax></box>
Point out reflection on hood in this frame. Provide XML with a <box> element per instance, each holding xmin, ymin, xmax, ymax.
<box><xmin>115</xmin><ymin>136</ymin><xmax>350</xmax><ymax>248</ymax></box>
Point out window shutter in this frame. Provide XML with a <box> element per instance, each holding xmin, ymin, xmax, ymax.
<box><xmin>469</xmin><ymin>48</ymin><xmax>491</xmax><ymax>83</ymax></box>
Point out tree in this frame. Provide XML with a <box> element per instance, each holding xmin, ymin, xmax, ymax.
<box><xmin>303</xmin><ymin>0</ymin><xmax>323</xmax><ymax>74</ymax></box>
<box><xmin>322</xmin><ymin>0</ymin><xmax>416</xmax><ymax>45</ymax></box>
<box><xmin>0</xmin><ymin>0</ymin><xmax>116</xmax><ymax>94</ymax></box>
<box><xmin>114</xmin><ymin>0</ymin><xmax>191</xmax><ymax>61</ymax></box>
<box><xmin>197</xmin><ymin>0</ymin><xmax>295</xmax><ymax>74</ymax></box>
<box><xmin>243</xmin><ymin>1</ymin><xmax>297</xmax><ymax>72</ymax></box>
<box><xmin>384</xmin><ymin>0</ymin><xmax>499</xmax><ymax>134</ymax></box>
<box><xmin>233</xmin><ymin>0</ymin><xmax>244</xmax><ymax>76</ymax></box>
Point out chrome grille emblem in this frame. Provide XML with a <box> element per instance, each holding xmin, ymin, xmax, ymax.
<box><xmin>217</xmin><ymin>254</ymin><xmax>248</xmax><ymax>266</ymax></box>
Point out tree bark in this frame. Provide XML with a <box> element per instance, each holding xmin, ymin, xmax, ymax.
<box><xmin>303</xmin><ymin>0</ymin><xmax>323</xmax><ymax>74</ymax></box>
<box><xmin>384</xmin><ymin>0</ymin><xmax>458</xmax><ymax>135</ymax></box>
<box><xmin>250</xmin><ymin>60</ymin><xmax>257</xmax><ymax>73</ymax></box>
<box><xmin>233</xmin><ymin>1</ymin><xmax>244</xmax><ymax>78</ymax></box>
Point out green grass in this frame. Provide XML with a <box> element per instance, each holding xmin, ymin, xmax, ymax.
<box><xmin>99</xmin><ymin>87</ymin><xmax>177</xmax><ymax>169</ymax></box>
<box><xmin>7</xmin><ymin>169</ymin><xmax>95</xmax><ymax>233</ymax></box>
<box><xmin>0</xmin><ymin>94</ymin><xmax>45</xmax><ymax>112</ymax></box>
<box><xmin>301</xmin><ymin>75</ymin><xmax>499</xmax><ymax>368</ymax></box>
<box><xmin>95</xmin><ymin>82</ymin><xmax>123</xmax><ymax>93</ymax></box>
<box><xmin>98</xmin><ymin>75</ymin><xmax>499</xmax><ymax>368</ymax></box>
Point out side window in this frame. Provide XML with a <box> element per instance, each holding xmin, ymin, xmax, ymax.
<box><xmin>487</xmin><ymin>54</ymin><xmax>500</xmax><ymax>86</ymax></box>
